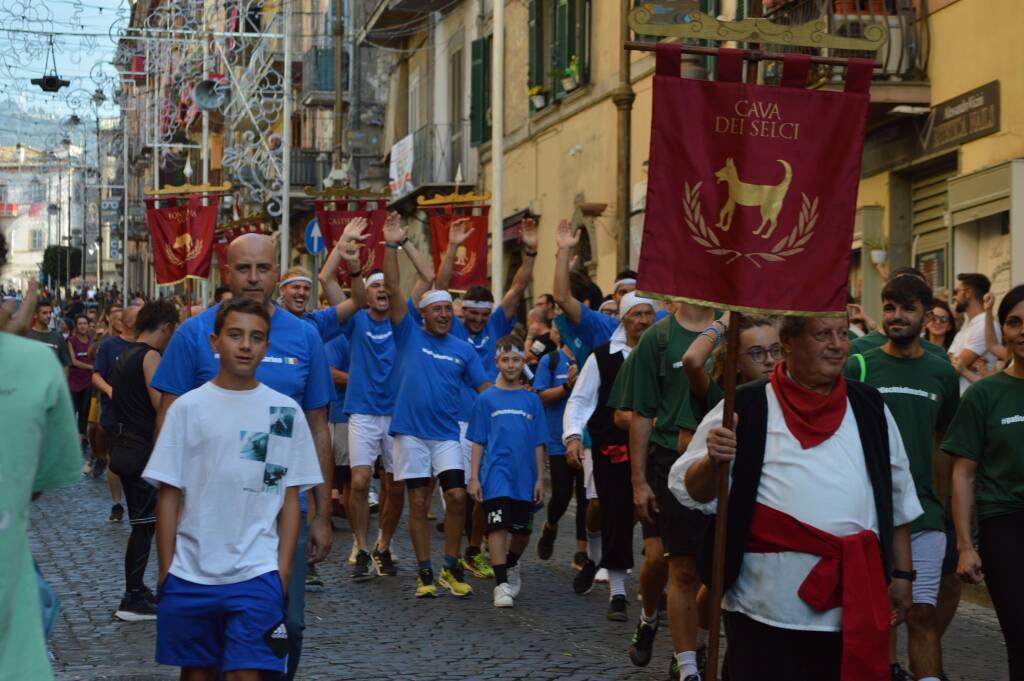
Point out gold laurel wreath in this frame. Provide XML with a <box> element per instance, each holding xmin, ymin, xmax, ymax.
<box><xmin>456</xmin><ymin>251</ymin><xmax>478</xmax><ymax>277</ymax></box>
<box><xmin>164</xmin><ymin>238</ymin><xmax>205</xmax><ymax>267</ymax></box>
<box><xmin>682</xmin><ymin>182</ymin><xmax>818</xmax><ymax>268</ymax></box>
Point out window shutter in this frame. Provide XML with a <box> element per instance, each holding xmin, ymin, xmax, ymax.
<box><xmin>528</xmin><ymin>0</ymin><xmax>541</xmax><ymax>88</ymax></box>
<box><xmin>470</xmin><ymin>37</ymin><xmax>486</xmax><ymax>146</ymax></box>
<box><xmin>552</xmin><ymin>0</ymin><xmax>572</xmax><ymax>98</ymax></box>
<box><xmin>736</xmin><ymin>0</ymin><xmax>747</xmax><ymax>20</ymax></box>
<box><xmin>483</xmin><ymin>34</ymin><xmax>492</xmax><ymax>141</ymax></box>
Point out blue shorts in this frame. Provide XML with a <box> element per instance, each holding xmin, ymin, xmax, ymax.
<box><xmin>156</xmin><ymin>571</ymin><xmax>287</xmax><ymax>673</ymax></box>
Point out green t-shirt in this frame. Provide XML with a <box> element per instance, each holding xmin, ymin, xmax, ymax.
<box><xmin>615</xmin><ymin>316</ymin><xmax>702</xmax><ymax>451</ymax></box>
<box><xmin>940</xmin><ymin>371</ymin><xmax>1024</xmax><ymax>521</ymax></box>
<box><xmin>0</xmin><ymin>334</ymin><xmax>82</xmax><ymax>681</ymax></box>
<box><xmin>850</xmin><ymin>329</ymin><xmax>948</xmax><ymax>360</ymax></box>
<box><xmin>845</xmin><ymin>347</ymin><xmax>959</xmax><ymax>532</ymax></box>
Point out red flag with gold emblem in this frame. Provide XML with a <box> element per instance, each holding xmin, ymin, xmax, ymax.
<box><xmin>637</xmin><ymin>46</ymin><xmax>873</xmax><ymax>315</ymax></box>
<box><xmin>145</xmin><ymin>195</ymin><xmax>218</xmax><ymax>285</ymax></box>
<box><xmin>427</xmin><ymin>205</ymin><xmax>490</xmax><ymax>292</ymax></box>
<box><xmin>314</xmin><ymin>199</ymin><xmax>387</xmax><ymax>287</ymax></box>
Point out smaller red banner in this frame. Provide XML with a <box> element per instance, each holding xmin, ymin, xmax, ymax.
<box><xmin>428</xmin><ymin>206</ymin><xmax>490</xmax><ymax>292</ymax></box>
<box><xmin>314</xmin><ymin>200</ymin><xmax>387</xmax><ymax>287</ymax></box>
<box><xmin>145</xmin><ymin>195</ymin><xmax>218</xmax><ymax>285</ymax></box>
<box><xmin>214</xmin><ymin>220</ymin><xmax>266</xmax><ymax>282</ymax></box>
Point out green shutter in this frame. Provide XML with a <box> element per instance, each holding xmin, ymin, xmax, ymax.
<box><xmin>736</xmin><ymin>0</ymin><xmax>747</xmax><ymax>20</ymax></box>
<box><xmin>552</xmin><ymin>0</ymin><xmax>573</xmax><ymax>99</ymax></box>
<box><xmin>483</xmin><ymin>34</ymin><xmax>492</xmax><ymax>141</ymax></box>
<box><xmin>528</xmin><ymin>0</ymin><xmax>541</xmax><ymax>87</ymax></box>
<box><xmin>470</xmin><ymin>37</ymin><xmax>486</xmax><ymax>146</ymax></box>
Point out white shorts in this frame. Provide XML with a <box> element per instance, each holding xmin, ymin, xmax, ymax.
<box><xmin>911</xmin><ymin>529</ymin><xmax>946</xmax><ymax>606</ymax></box>
<box><xmin>392</xmin><ymin>435</ymin><xmax>463</xmax><ymax>481</ymax></box>
<box><xmin>458</xmin><ymin>421</ymin><xmax>473</xmax><ymax>476</ymax></box>
<box><xmin>331</xmin><ymin>421</ymin><xmax>349</xmax><ymax>467</ymax></box>
<box><xmin>348</xmin><ymin>413</ymin><xmax>394</xmax><ymax>473</ymax></box>
<box><xmin>582</xmin><ymin>448</ymin><xmax>597</xmax><ymax>500</ymax></box>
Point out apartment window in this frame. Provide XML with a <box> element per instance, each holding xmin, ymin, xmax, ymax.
<box><xmin>527</xmin><ymin>0</ymin><xmax>592</xmax><ymax>109</ymax></box>
<box><xmin>31</xmin><ymin>229</ymin><xmax>44</xmax><ymax>250</ymax></box>
<box><xmin>408</xmin><ymin>66</ymin><xmax>422</xmax><ymax>135</ymax></box>
<box><xmin>469</xmin><ymin>36</ymin><xmax>492</xmax><ymax>147</ymax></box>
<box><xmin>450</xmin><ymin>47</ymin><xmax>465</xmax><ymax>174</ymax></box>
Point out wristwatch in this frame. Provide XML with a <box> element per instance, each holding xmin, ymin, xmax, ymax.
<box><xmin>892</xmin><ymin>569</ymin><xmax>917</xmax><ymax>582</ymax></box>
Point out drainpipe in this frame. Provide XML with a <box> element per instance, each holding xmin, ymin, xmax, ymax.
<box><xmin>614</xmin><ymin>0</ymin><xmax>636</xmax><ymax>272</ymax></box>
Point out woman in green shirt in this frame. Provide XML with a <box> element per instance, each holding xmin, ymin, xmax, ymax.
<box><xmin>944</xmin><ymin>283</ymin><xmax>1024</xmax><ymax>680</ymax></box>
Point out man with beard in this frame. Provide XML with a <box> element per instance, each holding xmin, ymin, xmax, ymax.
<box><xmin>949</xmin><ymin>272</ymin><xmax>1001</xmax><ymax>393</ymax></box>
<box><xmin>383</xmin><ymin>215</ymin><xmax>491</xmax><ymax>599</ymax></box>
<box><xmin>846</xmin><ymin>276</ymin><xmax>959</xmax><ymax>681</ymax></box>
<box><xmin>849</xmin><ymin>268</ymin><xmax>948</xmax><ymax>360</ymax></box>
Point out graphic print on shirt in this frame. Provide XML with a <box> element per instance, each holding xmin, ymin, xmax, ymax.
<box><xmin>240</xmin><ymin>405</ymin><xmax>297</xmax><ymax>494</ymax></box>
<box><xmin>488</xmin><ymin>508</ymin><xmax>503</xmax><ymax>525</ymax></box>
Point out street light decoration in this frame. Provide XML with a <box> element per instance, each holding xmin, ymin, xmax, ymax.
<box><xmin>31</xmin><ymin>36</ymin><xmax>71</xmax><ymax>93</ymax></box>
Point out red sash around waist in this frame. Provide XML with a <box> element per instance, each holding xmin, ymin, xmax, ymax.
<box><xmin>746</xmin><ymin>503</ymin><xmax>889</xmax><ymax>681</ymax></box>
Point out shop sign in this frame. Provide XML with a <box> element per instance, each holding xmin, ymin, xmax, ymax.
<box><xmin>925</xmin><ymin>81</ymin><xmax>999</xmax><ymax>153</ymax></box>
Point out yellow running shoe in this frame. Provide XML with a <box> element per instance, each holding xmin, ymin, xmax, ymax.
<box><xmin>416</xmin><ymin>568</ymin><xmax>438</xmax><ymax>598</ymax></box>
<box><xmin>465</xmin><ymin>552</ymin><xmax>495</xmax><ymax>579</ymax></box>
<box><xmin>439</xmin><ymin>562</ymin><xmax>474</xmax><ymax>597</ymax></box>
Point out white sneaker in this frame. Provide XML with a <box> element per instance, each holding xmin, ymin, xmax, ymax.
<box><xmin>348</xmin><ymin>543</ymin><xmax>359</xmax><ymax>565</ymax></box>
<box><xmin>493</xmin><ymin>583</ymin><xmax>515</xmax><ymax>608</ymax></box>
<box><xmin>507</xmin><ymin>564</ymin><xmax>522</xmax><ymax>598</ymax></box>
<box><xmin>595</xmin><ymin>568</ymin><xmax>609</xmax><ymax>583</ymax></box>
<box><xmin>368</xmin><ymin>489</ymin><xmax>380</xmax><ymax>507</ymax></box>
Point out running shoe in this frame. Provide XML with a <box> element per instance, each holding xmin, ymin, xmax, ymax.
<box><xmin>305</xmin><ymin>565</ymin><xmax>324</xmax><ymax>591</ymax></box>
<box><xmin>438</xmin><ymin>563</ymin><xmax>473</xmax><ymax>597</ymax></box>
<box><xmin>372</xmin><ymin>547</ymin><xmax>398</xmax><ymax>577</ymax></box>
<box><xmin>352</xmin><ymin>550</ymin><xmax>374</xmax><ymax>582</ymax></box>
<box><xmin>416</xmin><ymin>568</ymin><xmax>438</xmax><ymax>598</ymax></box>
<box><xmin>572</xmin><ymin>551</ymin><xmax>588</xmax><ymax>571</ymax></box>
<box><xmin>607</xmin><ymin>594</ymin><xmax>628</xmax><ymax>621</ymax></box>
<box><xmin>891</xmin><ymin>664</ymin><xmax>913</xmax><ymax>681</ymax></box>
<box><xmin>465</xmin><ymin>552</ymin><xmax>495</xmax><ymax>579</ymax></box>
<box><xmin>536</xmin><ymin>523</ymin><xmax>557</xmax><ymax>560</ymax></box>
<box><xmin>573</xmin><ymin>558</ymin><xmax>598</xmax><ymax>595</ymax></box>
<box><xmin>114</xmin><ymin>591</ymin><xmax>157</xmax><ymax>622</ymax></box>
<box><xmin>92</xmin><ymin>456</ymin><xmax>107</xmax><ymax>478</ymax></box>
<box><xmin>368</xmin><ymin>489</ymin><xmax>379</xmax><ymax>514</ymax></box>
<box><xmin>507</xmin><ymin>564</ymin><xmax>522</xmax><ymax>598</ymax></box>
<box><xmin>81</xmin><ymin>458</ymin><xmax>94</xmax><ymax>477</ymax></box>
<box><xmin>628</xmin><ymin>616</ymin><xmax>658</xmax><ymax>667</ymax></box>
<box><xmin>109</xmin><ymin>503</ymin><xmax>124</xmax><ymax>523</ymax></box>
<box><xmin>696</xmin><ymin>645</ymin><xmax>707</xmax><ymax>678</ymax></box>
<box><xmin>348</xmin><ymin>542</ymin><xmax>359</xmax><ymax>565</ymax></box>
<box><xmin>493</xmin><ymin>583</ymin><xmax>515</xmax><ymax>608</ymax></box>
<box><xmin>595</xmin><ymin>567</ymin><xmax>609</xmax><ymax>583</ymax></box>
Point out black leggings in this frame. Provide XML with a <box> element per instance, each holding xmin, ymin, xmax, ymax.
<box><xmin>547</xmin><ymin>455</ymin><xmax>587</xmax><ymax>541</ymax></box>
<box><xmin>978</xmin><ymin>511</ymin><xmax>1024</xmax><ymax>680</ymax></box>
<box><xmin>590</xmin><ymin>449</ymin><xmax>633</xmax><ymax>570</ymax></box>
<box><xmin>70</xmin><ymin>388</ymin><xmax>90</xmax><ymax>437</ymax></box>
<box><xmin>125</xmin><ymin>522</ymin><xmax>155</xmax><ymax>593</ymax></box>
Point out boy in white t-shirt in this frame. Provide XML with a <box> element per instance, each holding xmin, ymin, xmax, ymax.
<box><xmin>144</xmin><ymin>298</ymin><xmax>323</xmax><ymax>678</ymax></box>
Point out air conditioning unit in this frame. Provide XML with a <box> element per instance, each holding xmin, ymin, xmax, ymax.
<box><xmin>831</xmin><ymin>14</ymin><xmax>908</xmax><ymax>78</ymax></box>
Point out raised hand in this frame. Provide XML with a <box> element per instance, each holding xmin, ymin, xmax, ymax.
<box><xmin>382</xmin><ymin>211</ymin><xmax>406</xmax><ymax>244</ymax></box>
<box><xmin>449</xmin><ymin>217</ymin><xmax>474</xmax><ymax>246</ymax></box>
<box><xmin>555</xmin><ymin>218</ymin><xmax>580</xmax><ymax>250</ymax></box>
<box><xmin>983</xmin><ymin>291</ymin><xmax>995</xmax><ymax>313</ymax></box>
<box><xmin>342</xmin><ymin>216</ymin><xmax>368</xmax><ymax>244</ymax></box>
<box><xmin>520</xmin><ymin>218</ymin><xmax>539</xmax><ymax>250</ymax></box>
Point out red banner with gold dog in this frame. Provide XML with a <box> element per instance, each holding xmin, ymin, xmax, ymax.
<box><xmin>427</xmin><ymin>205</ymin><xmax>490</xmax><ymax>292</ymax></box>
<box><xmin>637</xmin><ymin>46</ymin><xmax>873</xmax><ymax>315</ymax></box>
<box><xmin>145</xmin><ymin>195</ymin><xmax>218</xmax><ymax>285</ymax></box>
<box><xmin>314</xmin><ymin>199</ymin><xmax>387</xmax><ymax>287</ymax></box>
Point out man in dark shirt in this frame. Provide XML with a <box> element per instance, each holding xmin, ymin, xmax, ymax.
<box><xmin>26</xmin><ymin>301</ymin><xmax>71</xmax><ymax>374</ymax></box>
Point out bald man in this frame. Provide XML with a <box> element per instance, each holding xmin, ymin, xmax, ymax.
<box><xmin>151</xmin><ymin>233</ymin><xmax>334</xmax><ymax>681</ymax></box>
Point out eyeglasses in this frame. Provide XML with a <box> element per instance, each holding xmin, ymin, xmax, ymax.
<box><xmin>931</xmin><ymin>315</ymin><xmax>951</xmax><ymax>323</ymax></box>
<box><xmin>744</xmin><ymin>344</ymin><xmax>783</xmax><ymax>363</ymax></box>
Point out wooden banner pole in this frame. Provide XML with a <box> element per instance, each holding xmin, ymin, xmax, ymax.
<box><xmin>706</xmin><ymin>312</ymin><xmax>743</xmax><ymax>679</ymax></box>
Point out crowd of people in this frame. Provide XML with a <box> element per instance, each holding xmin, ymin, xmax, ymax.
<box><xmin>2</xmin><ymin>218</ymin><xmax>1022</xmax><ymax>681</ymax></box>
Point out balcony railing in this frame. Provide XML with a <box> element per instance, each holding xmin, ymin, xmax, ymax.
<box><xmin>301</xmin><ymin>47</ymin><xmax>348</xmax><ymax>108</ymax></box>
<box><xmin>290</xmin><ymin>149</ymin><xmax>333</xmax><ymax>189</ymax></box>
<box><xmin>410</xmin><ymin>121</ymin><xmax>473</xmax><ymax>190</ymax></box>
<box><xmin>762</xmin><ymin>0</ymin><xmax>927</xmax><ymax>85</ymax></box>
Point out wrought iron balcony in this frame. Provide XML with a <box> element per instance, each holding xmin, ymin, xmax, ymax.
<box><xmin>301</xmin><ymin>47</ymin><xmax>349</xmax><ymax>108</ymax></box>
<box><xmin>761</xmin><ymin>0</ymin><xmax>927</xmax><ymax>88</ymax></box>
<box><xmin>410</xmin><ymin>122</ymin><xmax>472</xmax><ymax>190</ymax></box>
<box><xmin>290</xmin><ymin>149</ymin><xmax>333</xmax><ymax>189</ymax></box>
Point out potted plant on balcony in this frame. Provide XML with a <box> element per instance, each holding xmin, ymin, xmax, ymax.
<box><xmin>864</xmin><ymin>238</ymin><xmax>888</xmax><ymax>265</ymax></box>
<box><xmin>529</xmin><ymin>85</ymin><xmax>548</xmax><ymax>110</ymax></box>
<box><xmin>552</xmin><ymin>54</ymin><xmax>580</xmax><ymax>92</ymax></box>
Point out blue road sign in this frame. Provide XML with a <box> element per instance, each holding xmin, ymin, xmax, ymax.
<box><xmin>305</xmin><ymin>218</ymin><xmax>325</xmax><ymax>254</ymax></box>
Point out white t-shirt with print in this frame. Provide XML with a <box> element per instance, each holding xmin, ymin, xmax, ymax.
<box><xmin>143</xmin><ymin>381</ymin><xmax>323</xmax><ymax>585</ymax></box>
<box><xmin>949</xmin><ymin>312</ymin><xmax>1003</xmax><ymax>394</ymax></box>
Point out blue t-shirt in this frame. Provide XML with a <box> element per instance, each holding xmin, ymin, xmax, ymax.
<box><xmin>567</xmin><ymin>305</ymin><xmax>619</xmax><ymax>350</ymax></box>
<box><xmin>324</xmin><ymin>335</ymin><xmax>350</xmax><ymax>424</ymax></box>
<box><xmin>341</xmin><ymin>309</ymin><xmax>398</xmax><ymax>417</ymax></box>
<box><xmin>94</xmin><ymin>335</ymin><xmax>130</xmax><ymax>427</ymax></box>
<box><xmin>451</xmin><ymin>307</ymin><xmax>516</xmax><ymax>421</ymax></box>
<box><xmin>532</xmin><ymin>350</ymin><xmax>571</xmax><ymax>455</ymax></box>
<box><xmin>303</xmin><ymin>307</ymin><xmax>348</xmax><ymax>343</ymax></box>
<box><xmin>389</xmin><ymin>313</ymin><xmax>489</xmax><ymax>441</ymax></box>
<box><xmin>466</xmin><ymin>386</ymin><xmax>547</xmax><ymax>501</ymax></box>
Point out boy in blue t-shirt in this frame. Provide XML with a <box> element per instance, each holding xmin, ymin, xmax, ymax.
<box><xmin>467</xmin><ymin>336</ymin><xmax>546</xmax><ymax>608</ymax></box>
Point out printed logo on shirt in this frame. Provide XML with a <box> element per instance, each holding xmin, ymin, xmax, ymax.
<box><xmin>471</xmin><ymin>334</ymin><xmax>491</xmax><ymax>350</ymax></box>
<box><xmin>261</xmin><ymin>356</ymin><xmax>300</xmax><ymax>365</ymax></box>
<box><xmin>488</xmin><ymin>508</ymin><xmax>503</xmax><ymax>525</ymax></box>
<box><xmin>1001</xmin><ymin>415</ymin><xmax>1024</xmax><ymax>426</ymax></box>
<box><xmin>421</xmin><ymin>347</ymin><xmax>463</xmax><ymax>365</ymax></box>
<box><xmin>672</xmin><ymin>360</ymin><xmax>684</xmax><ymax>369</ymax></box>
<box><xmin>270</xmin><ymin>406</ymin><xmax>296</xmax><ymax>437</ymax></box>
<box><xmin>878</xmin><ymin>386</ymin><xmax>940</xmax><ymax>401</ymax></box>
<box><xmin>491</xmin><ymin>408</ymin><xmax>533</xmax><ymax>420</ymax></box>
<box><xmin>366</xmin><ymin>330</ymin><xmax>393</xmax><ymax>341</ymax></box>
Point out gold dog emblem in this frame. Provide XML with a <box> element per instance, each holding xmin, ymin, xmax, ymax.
<box><xmin>714</xmin><ymin>158</ymin><xmax>792</xmax><ymax>239</ymax></box>
<box><xmin>173</xmin><ymin>233</ymin><xmax>194</xmax><ymax>251</ymax></box>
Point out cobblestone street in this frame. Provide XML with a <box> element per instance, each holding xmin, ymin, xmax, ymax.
<box><xmin>32</xmin><ymin>476</ymin><xmax>1010</xmax><ymax>681</ymax></box>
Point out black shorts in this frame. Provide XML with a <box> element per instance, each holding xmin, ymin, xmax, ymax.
<box><xmin>483</xmin><ymin>497</ymin><xmax>534</xmax><ymax>536</ymax></box>
<box><xmin>647</xmin><ymin>443</ymin><xmax>707</xmax><ymax>557</ymax></box>
<box><xmin>122</xmin><ymin>474</ymin><xmax>157</xmax><ymax>526</ymax></box>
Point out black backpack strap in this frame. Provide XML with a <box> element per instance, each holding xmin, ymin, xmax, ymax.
<box><xmin>656</xmin><ymin>316</ymin><xmax>672</xmax><ymax>379</ymax></box>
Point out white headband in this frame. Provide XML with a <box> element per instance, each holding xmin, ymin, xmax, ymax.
<box><xmin>599</xmin><ymin>299</ymin><xmax>617</xmax><ymax>312</ymax></box>
<box><xmin>418</xmin><ymin>289</ymin><xmax>454</xmax><ymax>309</ymax></box>
<box><xmin>365</xmin><ymin>272</ymin><xmax>384</xmax><ymax>286</ymax></box>
<box><xmin>613</xmin><ymin>277</ymin><xmax>638</xmax><ymax>292</ymax></box>
<box><xmin>461</xmin><ymin>299</ymin><xmax>493</xmax><ymax>310</ymax></box>
<box><xmin>496</xmin><ymin>347</ymin><xmax>525</xmax><ymax>358</ymax></box>
<box><xmin>619</xmin><ymin>291</ymin><xmax>655</xmax><ymax>320</ymax></box>
<box><xmin>280</xmin><ymin>276</ymin><xmax>313</xmax><ymax>288</ymax></box>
